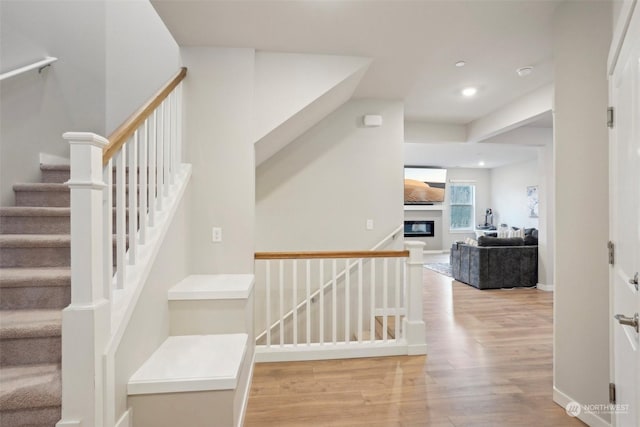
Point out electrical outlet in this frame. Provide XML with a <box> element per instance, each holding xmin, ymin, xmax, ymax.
<box><xmin>212</xmin><ymin>227</ymin><xmax>222</xmax><ymax>242</ymax></box>
<box><xmin>366</xmin><ymin>219</ymin><xmax>374</xmax><ymax>230</ymax></box>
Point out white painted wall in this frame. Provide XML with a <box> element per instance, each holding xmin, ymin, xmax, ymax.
<box><xmin>537</xmin><ymin>143</ymin><xmax>555</xmax><ymax>288</ymax></box>
<box><xmin>466</xmin><ymin>84</ymin><xmax>553</xmax><ymax>142</ymax></box>
<box><xmin>113</xmin><ymin>185</ymin><xmax>190</xmax><ymax>421</ymax></box>
<box><xmin>105</xmin><ymin>0</ymin><xmax>180</xmax><ymax>133</ymax></box>
<box><xmin>490</xmin><ymin>160</ymin><xmax>539</xmax><ymax>229</ymax></box>
<box><xmin>553</xmin><ymin>2</ymin><xmax>611</xmax><ymax>423</ymax></box>
<box><xmin>182</xmin><ymin>47</ymin><xmax>255</xmax><ymax>273</ymax></box>
<box><xmin>256</xmin><ymin>99</ymin><xmax>404</xmax><ymax>252</ymax></box>
<box><xmin>253</xmin><ymin>52</ymin><xmax>370</xmax><ymax>143</ymax></box>
<box><xmin>0</xmin><ymin>0</ymin><xmax>106</xmax><ymax>205</ymax></box>
<box><xmin>441</xmin><ymin>168</ymin><xmax>491</xmax><ymax>251</ymax></box>
<box><xmin>404</xmin><ymin>121</ymin><xmax>466</xmax><ymax>144</ymax></box>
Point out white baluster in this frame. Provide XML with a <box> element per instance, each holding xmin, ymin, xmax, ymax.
<box><xmin>383</xmin><ymin>258</ymin><xmax>388</xmax><ymax>342</ymax></box>
<box><xmin>127</xmin><ymin>132</ymin><xmax>138</xmax><ymax>265</ymax></box>
<box><xmin>177</xmin><ymin>83</ymin><xmax>183</xmax><ymax>165</ymax></box>
<box><xmin>370</xmin><ymin>258</ymin><xmax>376</xmax><ymax>343</ymax></box>
<box><xmin>157</xmin><ymin>102</ymin><xmax>164</xmax><ymax>210</ymax></box>
<box><xmin>357</xmin><ymin>259</ymin><xmax>363</xmax><ymax>343</ymax></box>
<box><xmin>170</xmin><ymin>91</ymin><xmax>176</xmax><ymax>185</ymax></box>
<box><xmin>148</xmin><ymin>111</ymin><xmax>157</xmax><ymax>226</ymax></box>
<box><xmin>163</xmin><ymin>97</ymin><xmax>170</xmax><ymax>196</ymax></box>
<box><xmin>266</xmin><ymin>261</ymin><xmax>271</xmax><ymax>348</ymax></box>
<box><xmin>395</xmin><ymin>257</ymin><xmax>401</xmax><ymax>341</ymax></box>
<box><xmin>138</xmin><ymin>121</ymin><xmax>148</xmax><ymax>244</ymax></box>
<box><xmin>319</xmin><ymin>259</ymin><xmax>324</xmax><ymax>345</ymax></box>
<box><xmin>103</xmin><ymin>159</ymin><xmax>113</xmax><ymax>299</ymax></box>
<box><xmin>306</xmin><ymin>259</ymin><xmax>311</xmax><ymax>345</ymax></box>
<box><xmin>292</xmin><ymin>259</ymin><xmax>297</xmax><ymax>346</ymax></box>
<box><xmin>344</xmin><ymin>258</ymin><xmax>350</xmax><ymax>343</ymax></box>
<box><xmin>279</xmin><ymin>259</ymin><xmax>284</xmax><ymax>347</ymax></box>
<box><xmin>332</xmin><ymin>259</ymin><xmax>337</xmax><ymax>344</ymax></box>
<box><xmin>115</xmin><ymin>147</ymin><xmax>126</xmax><ymax>289</ymax></box>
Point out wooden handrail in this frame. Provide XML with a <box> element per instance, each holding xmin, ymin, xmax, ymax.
<box><xmin>103</xmin><ymin>67</ymin><xmax>187</xmax><ymax>165</ymax></box>
<box><xmin>255</xmin><ymin>250</ymin><xmax>410</xmax><ymax>260</ymax></box>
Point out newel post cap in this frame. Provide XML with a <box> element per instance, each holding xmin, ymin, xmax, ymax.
<box><xmin>63</xmin><ymin>132</ymin><xmax>108</xmax><ymax>147</ymax></box>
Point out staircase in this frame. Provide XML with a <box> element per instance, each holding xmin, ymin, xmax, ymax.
<box><xmin>0</xmin><ymin>164</ymin><xmax>72</xmax><ymax>427</ymax></box>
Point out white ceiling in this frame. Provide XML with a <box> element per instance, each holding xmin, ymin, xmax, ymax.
<box><xmin>152</xmin><ymin>0</ymin><xmax>557</xmax><ymax>124</ymax></box>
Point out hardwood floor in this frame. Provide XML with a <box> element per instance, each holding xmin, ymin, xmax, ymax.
<box><xmin>245</xmin><ymin>263</ymin><xmax>585</xmax><ymax>426</ymax></box>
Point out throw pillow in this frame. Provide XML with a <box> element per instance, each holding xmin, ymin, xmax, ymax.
<box><xmin>477</xmin><ymin>236</ymin><xmax>525</xmax><ymax>247</ymax></box>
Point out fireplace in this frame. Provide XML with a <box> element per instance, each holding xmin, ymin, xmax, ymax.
<box><xmin>404</xmin><ymin>220</ymin><xmax>435</xmax><ymax>237</ymax></box>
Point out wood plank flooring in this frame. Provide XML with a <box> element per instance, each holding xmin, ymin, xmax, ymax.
<box><xmin>244</xmin><ymin>262</ymin><xmax>585</xmax><ymax>426</ymax></box>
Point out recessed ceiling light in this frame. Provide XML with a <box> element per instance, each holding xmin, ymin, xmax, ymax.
<box><xmin>462</xmin><ymin>87</ymin><xmax>477</xmax><ymax>97</ymax></box>
<box><xmin>517</xmin><ymin>66</ymin><xmax>534</xmax><ymax>77</ymax></box>
<box><xmin>455</xmin><ymin>61</ymin><xmax>466</xmax><ymax>67</ymax></box>
<box><xmin>478</xmin><ymin>160</ymin><xmax>485</xmax><ymax>167</ymax></box>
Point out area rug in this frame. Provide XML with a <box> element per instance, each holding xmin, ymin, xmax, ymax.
<box><xmin>424</xmin><ymin>262</ymin><xmax>452</xmax><ymax>277</ymax></box>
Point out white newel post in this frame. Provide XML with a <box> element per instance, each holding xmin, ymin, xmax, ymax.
<box><xmin>403</xmin><ymin>241</ymin><xmax>427</xmax><ymax>355</ymax></box>
<box><xmin>57</xmin><ymin>133</ymin><xmax>110</xmax><ymax>427</ymax></box>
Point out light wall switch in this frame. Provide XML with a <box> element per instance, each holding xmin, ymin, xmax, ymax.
<box><xmin>212</xmin><ymin>227</ymin><xmax>222</xmax><ymax>242</ymax></box>
<box><xmin>366</xmin><ymin>219</ymin><xmax>374</xmax><ymax>230</ymax></box>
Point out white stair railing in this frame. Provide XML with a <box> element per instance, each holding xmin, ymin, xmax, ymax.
<box><xmin>254</xmin><ymin>241</ymin><xmax>426</xmax><ymax>362</ymax></box>
<box><xmin>58</xmin><ymin>68</ymin><xmax>188</xmax><ymax>427</ymax></box>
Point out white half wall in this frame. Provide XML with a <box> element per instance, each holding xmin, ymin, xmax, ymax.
<box><xmin>553</xmin><ymin>1</ymin><xmax>612</xmax><ymax>422</ymax></box>
<box><xmin>113</xmin><ymin>184</ymin><xmax>190</xmax><ymax>422</ymax></box>
<box><xmin>182</xmin><ymin>47</ymin><xmax>255</xmax><ymax>273</ymax></box>
<box><xmin>490</xmin><ymin>160</ymin><xmax>539</xmax><ymax>229</ymax></box>
<box><xmin>105</xmin><ymin>0</ymin><xmax>180</xmax><ymax>134</ymax></box>
<box><xmin>0</xmin><ymin>0</ymin><xmax>106</xmax><ymax>205</ymax></box>
<box><xmin>256</xmin><ymin>99</ymin><xmax>404</xmax><ymax>251</ymax></box>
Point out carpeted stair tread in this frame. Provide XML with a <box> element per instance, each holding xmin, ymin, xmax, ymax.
<box><xmin>0</xmin><ymin>310</ymin><xmax>62</xmax><ymax>340</ymax></box>
<box><xmin>12</xmin><ymin>183</ymin><xmax>69</xmax><ymax>192</ymax></box>
<box><xmin>0</xmin><ymin>364</ymin><xmax>60</xmax><ymax>411</ymax></box>
<box><xmin>39</xmin><ymin>164</ymin><xmax>69</xmax><ymax>172</ymax></box>
<box><xmin>0</xmin><ymin>207</ymin><xmax>70</xmax><ymax>217</ymax></box>
<box><xmin>0</xmin><ymin>268</ymin><xmax>70</xmax><ymax>288</ymax></box>
<box><xmin>0</xmin><ymin>234</ymin><xmax>71</xmax><ymax>248</ymax></box>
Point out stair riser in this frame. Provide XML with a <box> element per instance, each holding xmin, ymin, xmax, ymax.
<box><xmin>0</xmin><ymin>247</ymin><xmax>70</xmax><ymax>268</ymax></box>
<box><xmin>0</xmin><ymin>406</ymin><xmax>61</xmax><ymax>427</ymax></box>
<box><xmin>0</xmin><ymin>337</ymin><xmax>60</xmax><ymax>367</ymax></box>
<box><xmin>0</xmin><ymin>213</ymin><xmax>134</xmax><ymax>234</ymax></box>
<box><xmin>0</xmin><ymin>244</ymin><xmax>125</xmax><ymax>268</ymax></box>
<box><xmin>0</xmin><ymin>286</ymin><xmax>70</xmax><ymax>310</ymax></box>
<box><xmin>15</xmin><ymin>191</ymin><xmax>70</xmax><ymax>208</ymax></box>
<box><xmin>0</xmin><ymin>216</ymin><xmax>70</xmax><ymax>234</ymax></box>
<box><xmin>41</xmin><ymin>169</ymin><xmax>71</xmax><ymax>183</ymax></box>
<box><xmin>16</xmin><ymin>189</ymin><xmax>146</xmax><ymax>208</ymax></box>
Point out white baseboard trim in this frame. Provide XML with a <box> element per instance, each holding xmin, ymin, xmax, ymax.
<box><xmin>236</xmin><ymin>352</ymin><xmax>255</xmax><ymax>427</ymax></box>
<box><xmin>553</xmin><ymin>387</ymin><xmax>611</xmax><ymax>427</ymax></box>
<box><xmin>537</xmin><ymin>282</ymin><xmax>554</xmax><ymax>292</ymax></box>
<box><xmin>115</xmin><ymin>409</ymin><xmax>132</xmax><ymax>427</ymax></box>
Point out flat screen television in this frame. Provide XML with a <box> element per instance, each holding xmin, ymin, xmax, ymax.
<box><xmin>404</xmin><ymin>167</ymin><xmax>447</xmax><ymax>205</ymax></box>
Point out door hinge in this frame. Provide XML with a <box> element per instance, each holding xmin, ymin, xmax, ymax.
<box><xmin>609</xmin><ymin>382</ymin><xmax>616</xmax><ymax>404</ymax></box>
<box><xmin>607</xmin><ymin>107</ymin><xmax>615</xmax><ymax>128</ymax></box>
<box><xmin>608</xmin><ymin>241</ymin><xmax>615</xmax><ymax>265</ymax></box>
